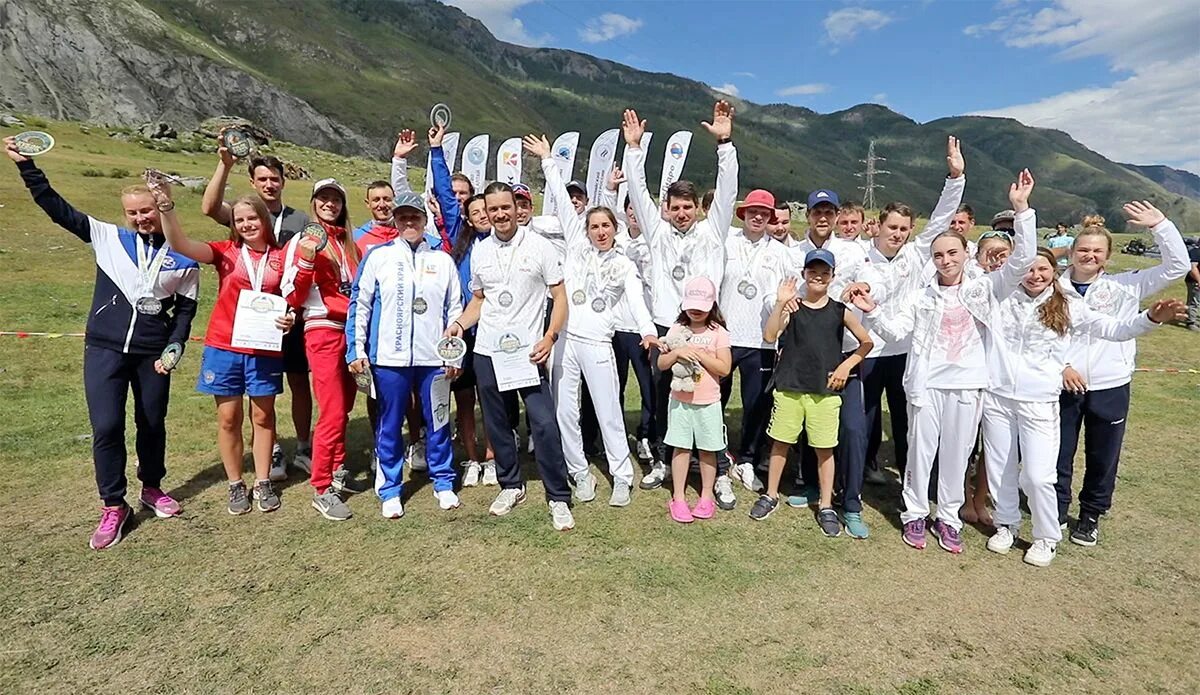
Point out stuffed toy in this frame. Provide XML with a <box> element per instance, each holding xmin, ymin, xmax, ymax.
<box><xmin>662</xmin><ymin>327</ymin><xmax>701</xmax><ymax>392</ymax></box>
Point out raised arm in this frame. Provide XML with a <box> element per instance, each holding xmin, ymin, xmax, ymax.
<box><xmin>200</xmin><ymin>136</ymin><xmax>235</xmax><ymax>225</ymax></box>
<box><xmin>700</xmin><ymin>100</ymin><xmax>739</xmax><ymax>244</ymax></box>
<box><xmin>621</xmin><ymin>109</ymin><xmax>662</xmax><ymax>245</ymax></box>
<box><xmin>429</xmin><ymin>126</ymin><xmax>462</xmax><ymax>246</ymax></box>
<box><xmin>763</xmin><ymin>278</ymin><xmax>798</xmax><ymax>343</ymax></box>
<box><xmin>148</xmin><ymin>184</ymin><xmax>216</xmax><ymax>264</ymax></box>
<box><xmin>913</xmin><ymin>136</ymin><xmax>967</xmax><ymax>257</ymax></box>
<box><xmin>989</xmin><ymin>169</ymin><xmax>1038</xmax><ymax>297</ymax></box>
<box><xmin>1118</xmin><ymin>201</ymin><xmax>1190</xmax><ymax>296</ymax></box>
<box><xmin>391</xmin><ymin>129</ymin><xmax>417</xmax><ymax>196</ymax></box>
<box><xmin>526</xmin><ymin>134</ymin><xmax>586</xmax><ymax>249</ymax></box>
<box><xmin>6</xmin><ymin>140</ymin><xmax>93</xmax><ymax>242</ymax></box>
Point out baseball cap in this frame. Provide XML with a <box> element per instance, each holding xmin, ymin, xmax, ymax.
<box><xmin>804</xmin><ymin>248</ymin><xmax>836</xmax><ymax>269</ymax></box>
<box><xmin>807</xmin><ymin>189</ymin><xmax>840</xmax><ymax>209</ymax></box>
<box><xmin>681</xmin><ymin>276</ymin><xmax>717</xmax><ymax>312</ymax></box>
<box><xmin>565</xmin><ymin>180</ymin><xmax>587</xmax><ymax>196</ymax></box>
<box><xmin>991</xmin><ymin>209</ymin><xmax>1016</xmax><ymax>227</ymax></box>
<box><xmin>736</xmin><ymin>189</ymin><xmax>776</xmax><ymax>220</ymax></box>
<box><xmin>392</xmin><ymin>190</ymin><xmax>425</xmax><ymax>213</ymax></box>
<box><xmin>512</xmin><ymin>183</ymin><xmax>532</xmax><ymax>201</ymax></box>
<box><xmin>312</xmin><ymin>178</ymin><xmax>347</xmax><ymax>199</ymax></box>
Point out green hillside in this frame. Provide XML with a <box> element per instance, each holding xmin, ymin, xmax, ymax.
<box><xmin>11</xmin><ymin>0</ymin><xmax>1198</xmax><ymax>230</ymax></box>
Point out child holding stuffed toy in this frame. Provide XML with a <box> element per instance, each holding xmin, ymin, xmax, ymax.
<box><xmin>657</xmin><ymin>277</ymin><xmax>732</xmax><ymax>523</ymax></box>
<box><xmin>753</xmin><ymin>250</ymin><xmax>873</xmax><ymax>537</ymax></box>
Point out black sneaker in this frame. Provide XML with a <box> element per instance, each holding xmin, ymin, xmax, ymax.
<box><xmin>748</xmin><ymin>494</ymin><xmax>779</xmax><ymax>521</ymax></box>
<box><xmin>817</xmin><ymin>507</ymin><xmax>842</xmax><ymax>537</ymax></box>
<box><xmin>1070</xmin><ymin>514</ymin><xmax>1099</xmax><ymax>547</ymax></box>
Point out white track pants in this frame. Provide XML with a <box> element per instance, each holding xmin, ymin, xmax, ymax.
<box><xmin>551</xmin><ymin>338</ymin><xmax>635</xmax><ymax>486</ymax></box>
<box><xmin>981</xmin><ymin>393</ymin><xmax>1062</xmax><ymax>543</ymax></box>
<box><xmin>902</xmin><ymin>388</ymin><xmax>982</xmax><ymax>529</ymax></box>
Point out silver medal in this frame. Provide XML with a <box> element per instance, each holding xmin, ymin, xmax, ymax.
<box><xmin>571</xmin><ymin>289</ymin><xmax>586</xmax><ymax>305</ymax></box>
<box><xmin>136</xmin><ymin>297</ymin><xmax>162</xmax><ymax>315</ymax></box>
<box><xmin>498</xmin><ymin>290</ymin><xmax>514</xmax><ymax>308</ymax></box>
<box><xmin>738</xmin><ymin>280</ymin><xmax>757</xmax><ymax>299</ymax></box>
<box><xmin>591</xmin><ymin>297</ymin><xmax>606</xmax><ymax>313</ymax></box>
<box><xmin>412</xmin><ymin>297</ymin><xmax>428</xmax><ymax>315</ymax></box>
<box><xmin>671</xmin><ymin>265</ymin><xmax>686</xmax><ymax>281</ymax></box>
<box><xmin>436</xmin><ymin>336</ymin><xmax>467</xmax><ymax>362</ymax></box>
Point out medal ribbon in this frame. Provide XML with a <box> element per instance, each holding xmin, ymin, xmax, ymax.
<box><xmin>136</xmin><ymin>235</ymin><xmax>172</xmax><ymax>296</ymax></box>
<box><xmin>240</xmin><ymin>245</ymin><xmax>270</xmax><ymax>292</ymax></box>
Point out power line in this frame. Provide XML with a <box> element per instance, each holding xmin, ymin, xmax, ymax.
<box><xmin>854</xmin><ymin>140</ymin><xmax>889</xmax><ymax>209</ymax></box>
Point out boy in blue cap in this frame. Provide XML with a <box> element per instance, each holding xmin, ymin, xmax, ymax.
<box><xmin>753</xmin><ymin>249</ymin><xmax>873</xmax><ymax>536</ymax></box>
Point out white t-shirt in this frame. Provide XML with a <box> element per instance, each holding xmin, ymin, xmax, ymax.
<box><xmin>469</xmin><ymin>226</ymin><xmax>564</xmax><ymax>357</ymax></box>
<box><xmin>924</xmin><ymin>284</ymin><xmax>987</xmax><ymax>389</ymax></box>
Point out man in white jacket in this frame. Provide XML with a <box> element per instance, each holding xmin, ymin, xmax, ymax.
<box><xmin>621</xmin><ymin>101</ymin><xmax>742</xmax><ymax>508</ymax></box>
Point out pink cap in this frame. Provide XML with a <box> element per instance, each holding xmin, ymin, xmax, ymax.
<box><xmin>681</xmin><ymin>276</ymin><xmax>717</xmax><ymax>312</ymax></box>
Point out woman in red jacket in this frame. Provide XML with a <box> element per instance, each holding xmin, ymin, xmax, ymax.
<box><xmin>283</xmin><ymin>179</ymin><xmax>359</xmax><ymax>521</ymax></box>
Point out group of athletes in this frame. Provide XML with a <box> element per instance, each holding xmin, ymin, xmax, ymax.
<box><xmin>5</xmin><ymin>98</ymin><xmax>1190</xmax><ymax>568</ymax></box>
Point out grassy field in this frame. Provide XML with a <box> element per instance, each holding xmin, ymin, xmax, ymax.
<box><xmin>1</xmin><ymin>120</ymin><xmax>1198</xmax><ymax>694</ymax></box>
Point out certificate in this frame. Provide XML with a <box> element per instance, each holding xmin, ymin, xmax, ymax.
<box><xmin>431</xmin><ymin>373</ymin><xmax>451</xmax><ymax>430</ymax></box>
<box><xmin>493</xmin><ymin>334</ymin><xmax>541</xmax><ymax>392</ymax></box>
<box><xmin>231</xmin><ymin>290</ymin><xmax>287</xmax><ymax>351</ymax></box>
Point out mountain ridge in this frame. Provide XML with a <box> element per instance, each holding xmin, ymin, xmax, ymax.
<box><xmin>0</xmin><ymin>0</ymin><xmax>1195</xmax><ymax>229</ymax></box>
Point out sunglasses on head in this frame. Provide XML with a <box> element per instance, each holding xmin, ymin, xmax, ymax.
<box><xmin>979</xmin><ymin>230</ymin><xmax>1013</xmax><ymax>241</ymax></box>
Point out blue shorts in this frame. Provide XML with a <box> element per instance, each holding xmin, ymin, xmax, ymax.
<box><xmin>196</xmin><ymin>346</ymin><xmax>284</xmax><ymax>397</ymax></box>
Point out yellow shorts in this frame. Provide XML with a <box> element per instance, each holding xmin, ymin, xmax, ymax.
<box><xmin>767</xmin><ymin>391</ymin><xmax>841</xmax><ymax>449</ymax></box>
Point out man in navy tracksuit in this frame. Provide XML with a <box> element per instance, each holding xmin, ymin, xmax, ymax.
<box><xmin>6</xmin><ymin>137</ymin><xmax>199</xmax><ymax>550</ymax></box>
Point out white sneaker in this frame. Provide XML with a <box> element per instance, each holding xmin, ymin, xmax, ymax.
<box><xmin>381</xmin><ymin>497</ymin><xmax>404</xmax><ymax>519</ymax></box>
<box><xmin>462</xmin><ymin>460</ymin><xmax>482</xmax><ymax>487</ymax></box>
<box><xmin>481</xmin><ymin>460</ymin><xmax>499</xmax><ymax>486</ymax></box>
<box><xmin>987</xmin><ymin>525</ymin><xmax>1015</xmax><ymax>554</ymax></box>
<box><xmin>636</xmin><ymin>438</ymin><xmax>653</xmax><ymax>461</ymax></box>
<box><xmin>732</xmin><ymin>462</ymin><xmax>764</xmax><ymax>492</ymax></box>
<box><xmin>1023</xmin><ymin>538</ymin><xmax>1057</xmax><ymax>567</ymax></box>
<box><xmin>269</xmin><ymin>444</ymin><xmax>288</xmax><ymax>482</ymax></box>
<box><xmin>715</xmin><ymin>474</ymin><xmax>737</xmax><ymax>510</ymax></box>
<box><xmin>640</xmin><ymin>461</ymin><xmax>667</xmax><ymax>490</ymax></box>
<box><xmin>292</xmin><ymin>446</ymin><xmax>313</xmax><ymax>475</ymax></box>
<box><xmin>489</xmin><ymin>487</ymin><xmax>526</xmax><ymax>516</ymax></box>
<box><xmin>407</xmin><ymin>440</ymin><xmax>428</xmax><ymax>472</ymax></box>
<box><xmin>573</xmin><ymin>471</ymin><xmax>597</xmax><ymax>502</ymax></box>
<box><xmin>609</xmin><ymin>479</ymin><xmax>632</xmax><ymax>507</ymax></box>
<box><xmin>549</xmin><ymin>500</ymin><xmax>575</xmax><ymax>531</ymax></box>
<box><xmin>434</xmin><ymin>489</ymin><xmax>461</xmax><ymax>510</ymax></box>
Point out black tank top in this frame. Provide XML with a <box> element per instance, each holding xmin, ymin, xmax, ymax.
<box><xmin>775</xmin><ymin>299</ymin><xmax>846</xmax><ymax>395</ymax></box>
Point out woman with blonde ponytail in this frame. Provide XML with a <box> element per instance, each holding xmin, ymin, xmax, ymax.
<box><xmin>1055</xmin><ymin>201</ymin><xmax>1189</xmax><ymax>546</ymax></box>
<box><xmin>960</xmin><ymin>176</ymin><xmax>1186</xmax><ymax>567</ymax></box>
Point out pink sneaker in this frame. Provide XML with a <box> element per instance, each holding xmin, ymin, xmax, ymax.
<box><xmin>139</xmin><ymin>487</ymin><xmax>181</xmax><ymax>518</ymax></box>
<box><xmin>89</xmin><ymin>505</ymin><xmax>131</xmax><ymax>550</ymax></box>
<box><xmin>669</xmin><ymin>499</ymin><xmax>694</xmax><ymax>523</ymax></box>
<box><xmin>692</xmin><ymin>497</ymin><xmax>716</xmax><ymax>520</ymax></box>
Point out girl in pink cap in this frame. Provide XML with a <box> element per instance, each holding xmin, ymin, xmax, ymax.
<box><xmin>657</xmin><ymin>276</ymin><xmax>733</xmax><ymax>522</ymax></box>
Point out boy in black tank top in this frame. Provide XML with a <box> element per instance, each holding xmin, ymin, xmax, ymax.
<box><xmin>750</xmin><ymin>249</ymin><xmax>873</xmax><ymax>536</ymax></box>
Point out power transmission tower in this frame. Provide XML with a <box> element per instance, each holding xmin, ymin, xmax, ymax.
<box><xmin>855</xmin><ymin>140</ymin><xmax>889</xmax><ymax>209</ymax></box>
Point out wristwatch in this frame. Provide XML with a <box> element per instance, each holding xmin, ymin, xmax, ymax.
<box><xmin>157</xmin><ymin>200</ymin><xmax>175</xmax><ymax>212</ymax></box>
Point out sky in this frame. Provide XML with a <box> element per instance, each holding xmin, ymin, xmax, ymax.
<box><xmin>443</xmin><ymin>0</ymin><xmax>1200</xmax><ymax>174</ymax></box>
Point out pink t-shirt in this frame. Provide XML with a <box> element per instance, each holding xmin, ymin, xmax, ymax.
<box><xmin>665</xmin><ymin>323</ymin><xmax>731</xmax><ymax>405</ymax></box>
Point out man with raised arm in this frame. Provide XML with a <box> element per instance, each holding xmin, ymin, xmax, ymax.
<box><xmin>622</xmin><ymin>100</ymin><xmax>741</xmax><ymax>508</ymax></box>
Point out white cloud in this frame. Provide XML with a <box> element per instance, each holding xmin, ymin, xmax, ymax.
<box><xmin>823</xmin><ymin>8</ymin><xmax>894</xmax><ymax>45</ymax></box>
<box><xmin>972</xmin><ymin>0</ymin><xmax>1200</xmax><ymax>171</ymax></box>
<box><xmin>872</xmin><ymin>92</ymin><xmax>889</xmax><ymax>105</ymax></box>
<box><xmin>734</xmin><ymin>71</ymin><xmax>757</xmax><ymax>78</ymax></box>
<box><xmin>444</xmin><ymin>0</ymin><xmax>550</xmax><ymax>47</ymax></box>
<box><xmin>712</xmin><ymin>83</ymin><xmax>740</xmax><ymax>98</ymax></box>
<box><xmin>777</xmin><ymin>83</ymin><xmax>830</xmax><ymax>97</ymax></box>
<box><xmin>579</xmin><ymin>13</ymin><xmax>643</xmax><ymax>44</ymax></box>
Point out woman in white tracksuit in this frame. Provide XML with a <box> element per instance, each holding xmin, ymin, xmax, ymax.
<box><xmin>525</xmin><ymin>135</ymin><xmax>659</xmax><ymax>506</ymax></box>
<box><xmin>953</xmin><ymin>172</ymin><xmax>1183</xmax><ymax>567</ymax></box>
<box><xmin>345</xmin><ymin>191</ymin><xmax>464</xmax><ymax>519</ymax></box>
<box><xmin>1055</xmin><ymin>202</ymin><xmax>1188</xmax><ymax>546</ymax></box>
<box><xmin>854</xmin><ymin>171</ymin><xmax>1033</xmax><ymax>555</ymax></box>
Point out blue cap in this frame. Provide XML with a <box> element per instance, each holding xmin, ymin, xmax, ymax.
<box><xmin>565</xmin><ymin>179</ymin><xmax>587</xmax><ymax>195</ymax></box>
<box><xmin>807</xmin><ymin>189</ymin><xmax>840</xmax><ymax>209</ymax></box>
<box><xmin>804</xmin><ymin>248</ymin><xmax>836</xmax><ymax>269</ymax></box>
